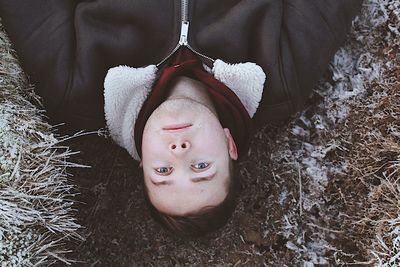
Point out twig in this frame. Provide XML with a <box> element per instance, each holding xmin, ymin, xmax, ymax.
<box><xmin>298</xmin><ymin>164</ymin><xmax>303</xmax><ymax>217</ymax></box>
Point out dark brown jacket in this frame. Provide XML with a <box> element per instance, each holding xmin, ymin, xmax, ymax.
<box><xmin>0</xmin><ymin>0</ymin><xmax>362</xmax><ymax>131</ymax></box>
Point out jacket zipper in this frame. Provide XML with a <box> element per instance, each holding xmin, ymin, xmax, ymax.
<box><xmin>156</xmin><ymin>0</ymin><xmax>215</xmax><ymax>67</ymax></box>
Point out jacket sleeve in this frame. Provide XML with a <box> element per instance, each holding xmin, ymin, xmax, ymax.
<box><xmin>283</xmin><ymin>0</ymin><xmax>363</xmax><ymax>107</ymax></box>
<box><xmin>253</xmin><ymin>0</ymin><xmax>363</xmax><ymax>127</ymax></box>
<box><xmin>0</xmin><ymin>1</ymin><xmax>77</xmax><ymax>127</ymax></box>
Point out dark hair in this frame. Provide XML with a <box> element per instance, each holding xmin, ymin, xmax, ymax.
<box><xmin>143</xmin><ymin>162</ymin><xmax>240</xmax><ymax>238</ymax></box>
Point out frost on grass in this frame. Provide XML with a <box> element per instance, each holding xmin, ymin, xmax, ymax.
<box><xmin>266</xmin><ymin>0</ymin><xmax>400</xmax><ymax>265</ymax></box>
<box><xmin>347</xmin><ymin>79</ymin><xmax>400</xmax><ymax>266</ymax></box>
<box><xmin>0</xmin><ymin>23</ymin><xmax>82</xmax><ymax>266</ymax></box>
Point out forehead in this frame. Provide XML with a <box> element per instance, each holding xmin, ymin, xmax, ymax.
<box><xmin>145</xmin><ymin>171</ymin><xmax>230</xmax><ymax>216</ymax></box>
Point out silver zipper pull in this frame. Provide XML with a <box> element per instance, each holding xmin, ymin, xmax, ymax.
<box><xmin>179</xmin><ymin>21</ymin><xmax>189</xmax><ymax>46</ymax></box>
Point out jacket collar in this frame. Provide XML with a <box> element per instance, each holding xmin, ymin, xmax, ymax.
<box><xmin>104</xmin><ymin>60</ymin><xmax>266</xmax><ymax>160</ymax></box>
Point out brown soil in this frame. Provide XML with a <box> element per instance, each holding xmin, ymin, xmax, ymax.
<box><xmin>64</xmin><ymin>124</ymin><xmax>300</xmax><ymax>266</ymax></box>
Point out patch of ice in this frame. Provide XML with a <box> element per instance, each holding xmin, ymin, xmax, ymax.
<box><xmin>278</xmin><ymin>190</ymin><xmax>288</xmax><ymax>206</ymax></box>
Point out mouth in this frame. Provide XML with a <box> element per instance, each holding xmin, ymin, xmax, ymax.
<box><xmin>162</xmin><ymin>123</ymin><xmax>192</xmax><ymax>131</ymax></box>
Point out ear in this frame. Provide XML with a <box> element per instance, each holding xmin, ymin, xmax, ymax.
<box><xmin>139</xmin><ymin>161</ymin><xmax>143</xmax><ymax>168</ymax></box>
<box><xmin>223</xmin><ymin>128</ymin><xmax>238</xmax><ymax>161</ymax></box>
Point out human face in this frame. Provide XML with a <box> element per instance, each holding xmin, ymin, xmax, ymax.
<box><xmin>141</xmin><ymin>98</ymin><xmax>238</xmax><ymax>216</ymax></box>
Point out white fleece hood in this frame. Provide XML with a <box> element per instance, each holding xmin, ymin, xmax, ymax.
<box><xmin>104</xmin><ymin>59</ymin><xmax>266</xmax><ymax>161</ymax></box>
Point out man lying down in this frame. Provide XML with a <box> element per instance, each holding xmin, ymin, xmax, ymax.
<box><xmin>0</xmin><ymin>0</ymin><xmax>363</xmax><ymax>237</ymax></box>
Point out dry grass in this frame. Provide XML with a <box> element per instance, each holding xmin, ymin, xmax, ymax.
<box><xmin>335</xmin><ymin>60</ymin><xmax>400</xmax><ymax>266</ymax></box>
<box><xmin>0</xmin><ymin>23</ymin><xmax>83</xmax><ymax>266</ymax></box>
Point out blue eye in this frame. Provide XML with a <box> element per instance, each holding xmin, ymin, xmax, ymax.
<box><xmin>192</xmin><ymin>162</ymin><xmax>209</xmax><ymax>170</ymax></box>
<box><xmin>155</xmin><ymin>167</ymin><xmax>172</xmax><ymax>174</ymax></box>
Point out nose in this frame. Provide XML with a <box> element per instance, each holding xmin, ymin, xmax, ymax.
<box><xmin>169</xmin><ymin>141</ymin><xmax>191</xmax><ymax>155</ymax></box>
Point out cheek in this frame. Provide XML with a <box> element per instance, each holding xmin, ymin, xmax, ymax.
<box><xmin>142</xmin><ymin>131</ymin><xmax>165</xmax><ymax>159</ymax></box>
<box><xmin>195</xmin><ymin>127</ymin><xmax>227</xmax><ymax>155</ymax></box>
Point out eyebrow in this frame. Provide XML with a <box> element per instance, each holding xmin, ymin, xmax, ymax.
<box><xmin>151</xmin><ymin>172</ymin><xmax>217</xmax><ymax>186</ymax></box>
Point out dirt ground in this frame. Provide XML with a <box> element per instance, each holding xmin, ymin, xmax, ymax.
<box><xmin>64</xmin><ymin>67</ymin><xmax>399</xmax><ymax>266</ymax></box>
<box><xmin>63</xmin><ymin>110</ymin><xmax>368</xmax><ymax>266</ymax></box>
<box><xmin>65</xmin><ymin>125</ymin><xmax>300</xmax><ymax>266</ymax></box>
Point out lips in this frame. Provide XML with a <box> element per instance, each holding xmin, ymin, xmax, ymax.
<box><xmin>162</xmin><ymin>123</ymin><xmax>192</xmax><ymax>131</ymax></box>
